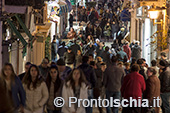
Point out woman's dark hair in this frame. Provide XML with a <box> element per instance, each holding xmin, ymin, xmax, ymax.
<box><xmin>147</xmin><ymin>67</ymin><xmax>157</xmax><ymax>75</ymax></box>
<box><xmin>131</xmin><ymin>64</ymin><xmax>140</xmax><ymax>72</ymax></box>
<box><xmin>46</xmin><ymin>65</ymin><xmax>62</xmax><ymax>93</ymax></box>
<box><xmin>0</xmin><ymin>63</ymin><xmax>16</xmax><ymax>85</ymax></box>
<box><xmin>22</xmin><ymin>64</ymin><xmax>43</xmax><ymax>90</ymax></box>
<box><xmin>65</xmin><ymin>68</ymin><xmax>87</xmax><ymax>92</ymax></box>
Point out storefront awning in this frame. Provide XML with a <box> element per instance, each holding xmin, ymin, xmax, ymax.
<box><xmin>48</xmin><ymin>1</ymin><xmax>70</xmax><ymax>17</ymax></box>
<box><xmin>35</xmin><ymin>22</ymin><xmax>52</xmax><ymax>40</ymax></box>
<box><xmin>7</xmin><ymin>19</ymin><xmax>27</xmax><ymax>57</ymax></box>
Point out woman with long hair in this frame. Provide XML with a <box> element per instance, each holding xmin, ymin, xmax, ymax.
<box><xmin>0</xmin><ymin>63</ymin><xmax>25</xmax><ymax>113</ymax></box>
<box><xmin>22</xmin><ymin>64</ymin><xmax>49</xmax><ymax>113</ymax></box>
<box><xmin>62</xmin><ymin>68</ymin><xmax>88</xmax><ymax>113</ymax></box>
<box><xmin>46</xmin><ymin>65</ymin><xmax>63</xmax><ymax>113</ymax></box>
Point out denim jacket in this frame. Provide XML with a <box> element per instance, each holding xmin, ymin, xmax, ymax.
<box><xmin>11</xmin><ymin>76</ymin><xmax>26</xmax><ymax>108</ymax></box>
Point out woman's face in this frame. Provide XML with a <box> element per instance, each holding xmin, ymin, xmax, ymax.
<box><xmin>147</xmin><ymin>70</ymin><xmax>153</xmax><ymax>77</ymax></box>
<box><xmin>71</xmin><ymin>28</ymin><xmax>74</xmax><ymax>32</ymax></box>
<box><xmin>4</xmin><ymin>65</ymin><xmax>12</xmax><ymax>78</ymax></box>
<box><xmin>73</xmin><ymin>69</ymin><xmax>80</xmax><ymax>81</ymax></box>
<box><xmin>50</xmin><ymin>68</ymin><xmax>58</xmax><ymax>81</ymax></box>
<box><xmin>77</xmin><ymin>50</ymin><xmax>81</xmax><ymax>55</ymax></box>
<box><xmin>30</xmin><ymin>67</ymin><xmax>38</xmax><ymax>78</ymax></box>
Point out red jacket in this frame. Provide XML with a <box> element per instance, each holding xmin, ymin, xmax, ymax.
<box><xmin>121</xmin><ymin>72</ymin><xmax>146</xmax><ymax>100</ymax></box>
<box><xmin>123</xmin><ymin>45</ymin><xmax>131</xmax><ymax>60</ymax></box>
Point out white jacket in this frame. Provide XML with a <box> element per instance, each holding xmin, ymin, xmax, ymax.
<box><xmin>23</xmin><ymin>82</ymin><xmax>49</xmax><ymax>112</ymax></box>
<box><xmin>62</xmin><ymin>81</ymin><xmax>88</xmax><ymax>113</ymax></box>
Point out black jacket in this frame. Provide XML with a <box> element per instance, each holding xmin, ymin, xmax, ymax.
<box><xmin>70</xmin><ymin>43</ymin><xmax>80</xmax><ymax>55</ymax></box>
<box><xmin>159</xmin><ymin>67</ymin><xmax>170</xmax><ymax>93</ymax></box>
<box><xmin>78</xmin><ymin>63</ymin><xmax>97</xmax><ymax>88</ymax></box>
<box><xmin>57</xmin><ymin>46</ymin><xmax>68</xmax><ymax>57</ymax></box>
<box><xmin>101</xmin><ymin>51</ymin><xmax>111</xmax><ymax>65</ymax></box>
<box><xmin>64</xmin><ymin>52</ymin><xmax>75</xmax><ymax>64</ymax></box>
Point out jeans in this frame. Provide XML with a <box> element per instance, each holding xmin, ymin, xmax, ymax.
<box><xmin>161</xmin><ymin>92</ymin><xmax>170</xmax><ymax>113</ymax></box>
<box><xmin>86</xmin><ymin>89</ymin><xmax>93</xmax><ymax>113</ymax></box>
<box><xmin>106</xmin><ymin>91</ymin><xmax>120</xmax><ymax>113</ymax></box>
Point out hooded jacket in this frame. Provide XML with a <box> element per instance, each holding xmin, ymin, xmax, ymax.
<box><xmin>131</xmin><ymin>44</ymin><xmax>142</xmax><ymax>60</ymax></box>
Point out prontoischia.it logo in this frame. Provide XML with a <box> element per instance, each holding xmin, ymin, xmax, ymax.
<box><xmin>54</xmin><ymin>97</ymin><xmax>161</xmax><ymax>108</ymax></box>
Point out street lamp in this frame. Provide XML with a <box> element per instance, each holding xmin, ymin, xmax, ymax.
<box><xmin>148</xmin><ymin>6</ymin><xmax>166</xmax><ymax>25</ymax></box>
<box><xmin>148</xmin><ymin>8</ymin><xmax>159</xmax><ymax>20</ymax></box>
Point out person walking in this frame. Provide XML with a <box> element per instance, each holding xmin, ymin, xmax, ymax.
<box><xmin>131</xmin><ymin>41</ymin><xmax>142</xmax><ymax>60</ymax></box>
<box><xmin>121</xmin><ymin>64</ymin><xmax>146</xmax><ymax>113</ymax></box>
<box><xmin>159</xmin><ymin>60</ymin><xmax>170</xmax><ymax>113</ymax></box>
<box><xmin>142</xmin><ymin>67</ymin><xmax>160</xmax><ymax>113</ymax></box>
<box><xmin>0</xmin><ymin>63</ymin><xmax>26</xmax><ymax>113</ymax></box>
<box><xmin>46</xmin><ymin>65</ymin><xmax>63</xmax><ymax>113</ymax></box>
<box><xmin>78</xmin><ymin>56</ymin><xmax>96</xmax><ymax>113</ymax></box>
<box><xmin>62</xmin><ymin>68</ymin><xmax>88</xmax><ymax>113</ymax></box>
<box><xmin>63</xmin><ymin>47</ymin><xmax>75</xmax><ymax>69</ymax></box>
<box><xmin>22</xmin><ymin>64</ymin><xmax>49</xmax><ymax>113</ymax></box>
<box><xmin>104</xmin><ymin>22</ymin><xmax>111</xmax><ymax>42</ymax></box>
<box><xmin>103</xmin><ymin>55</ymin><xmax>125</xmax><ymax>113</ymax></box>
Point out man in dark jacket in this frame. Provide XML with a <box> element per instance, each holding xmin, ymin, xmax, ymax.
<box><xmin>104</xmin><ymin>55</ymin><xmax>125</xmax><ymax>113</ymax></box>
<box><xmin>159</xmin><ymin>60</ymin><xmax>170</xmax><ymax>113</ymax></box>
<box><xmin>57</xmin><ymin>42</ymin><xmax>68</xmax><ymax>58</ymax></box>
<box><xmin>69</xmin><ymin>13</ymin><xmax>73</xmax><ymax>29</ymax></box>
<box><xmin>101</xmin><ymin>46</ymin><xmax>111</xmax><ymax>65</ymax></box>
<box><xmin>131</xmin><ymin>41</ymin><xmax>142</xmax><ymax>60</ymax></box>
<box><xmin>38</xmin><ymin>58</ymin><xmax>50</xmax><ymax>80</ymax></box>
<box><xmin>57</xmin><ymin>58</ymin><xmax>72</xmax><ymax>80</ymax></box>
<box><xmin>18</xmin><ymin>62</ymin><xmax>31</xmax><ymax>80</ymax></box>
<box><xmin>142</xmin><ymin>67</ymin><xmax>160</xmax><ymax>113</ymax></box>
<box><xmin>78</xmin><ymin>56</ymin><xmax>97</xmax><ymax>113</ymax></box>
<box><xmin>137</xmin><ymin>59</ymin><xmax>147</xmax><ymax>81</ymax></box>
<box><xmin>63</xmin><ymin>47</ymin><xmax>75</xmax><ymax>69</ymax></box>
<box><xmin>70</xmin><ymin>40</ymin><xmax>81</xmax><ymax>55</ymax></box>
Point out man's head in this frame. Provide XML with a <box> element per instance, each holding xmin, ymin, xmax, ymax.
<box><xmin>100</xmin><ymin>62</ymin><xmax>107</xmax><ymax>72</ymax></box>
<box><xmin>57</xmin><ymin>58</ymin><xmax>66</xmax><ymax>72</ymax></box>
<box><xmin>124</xmin><ymin>62</ymin><xmax>130</xmax><ymax>70</ymax></box>
<box><xmin>135</xmin><ymin>41</ymin><xmax>140</xmax><ymax>45</ymax></box>
<box><xmin>125</xmin><ymin>41</ymin><xmax>129</xmax><ymax>46</ymax></box>
<box><xmin>159</xmin><ymin>60</ymin><xmax>168</xmax><ymax>69</ymax></box>
<box><xmin>88</xmin><ymin>54</ymin><xmax>94</xmax><ymax>64</ymax></box>
<box><xmin>41</xmin><ymin>58</ymin><xmax>49</xmax><ymax>68</ymax></box>
<box><xmin>67</xmin><ymin>47</ymin><xmax>72</xmax><ymax>53</ymax></box>
<box><xmin>137</xmin><ymin>59</ymin><xmax>144</xmax><ymax>67</ymax></box>
<box><xmin>82</xmin><ymin>56</ymin><xmax>89</xmax><ymax>64</ymax></box>
<box><xmin>90</xmin><ymin>61</ymin><xmax>97</xmax><ymax>69</ymax></box>
<box><xmin>25</xmin><ymin>62</ymin><xmax>32</xmax><ymax>73</ymax></box>
<box><xmin>131</xmin><ymin>64</ymin><xmax>140</xmax><ymax>72</ymax></box>
<box><xmin>160</xmin><ymin>52</ymin><xmax>167</xmax><ymax>60</ymax></box>
<box><xmin>105</xmin><ymin>46</ymin><xmax>109</xmax><ymax>52</ymax></box>
<box><xmin>141</xmin><ymin>58</ymin><xmax>146</xmax><ymax>67</ymax></box>
<box><xmin>111</xmin><ymin>55</ymin><xmax>118</xmax><ymax>64</ymax></box>
<box><xmin>95</xmin><ymin>38</ymin><xmax>100</xmax><ymax>44</ymax></box>
<box><xmin>121</xmin><ymin>28</ymin><xmax>125</xmax><ymax>32</ymax></box>
<box><xmin>151</xmin><ymin>60</ymin><xmax>157</xmax><ymax>67</ymax></box>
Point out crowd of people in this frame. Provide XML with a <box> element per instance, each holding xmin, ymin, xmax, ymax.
<box><xmin>1</xmin><ymin>48</ymin><xmax>170</xmax><ymax>113</ymax></box>
<box><xmin>67</xmin><ymin>0</ymin><xmax>129</xmax><ymax>43</ymax></box>
<box><xmin>1</xmin><ymin>1</ymin><xmax>170</xmax><ymax>113</ymax></box>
